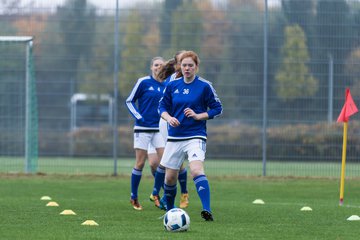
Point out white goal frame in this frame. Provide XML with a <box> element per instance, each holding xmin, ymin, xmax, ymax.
<box><xmin>0</xmin><ymin>36</ymin><xmax>36</xmax><ymax>173</ymax></box>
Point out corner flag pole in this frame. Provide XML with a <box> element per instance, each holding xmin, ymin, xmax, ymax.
<box><xmin>337</xmin><ymin>88</ymin><xmax>358</xmax><ymax>206</ymax></box>
<box><xmin>339</xmin><ymin>121</ymin><xmax>347</xmax><ymax>206</ymax></box>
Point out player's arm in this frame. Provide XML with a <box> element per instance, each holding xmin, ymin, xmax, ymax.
<box><xmin>161</xmin><ymin>111</ymin><xmax>180</xmax><ymax>127</ymax></box>
<box><xmin>158</xmin><ymin>82</ymin><xmax>180</xmax><ymax>127</ymax></box>
<box><xmin>205</xmin><ymin>83</ymin><xmax>223</xmax><ymax>119</ymax></box>
<box><xmin>183</xmin><ymin>108</ymin><xmax>209</xmax><ymax>120</ymax></box>
<box><xmin>125</xmin><ymin>80</ymin><xmax>143</xmax><ymax>120</ymax></box>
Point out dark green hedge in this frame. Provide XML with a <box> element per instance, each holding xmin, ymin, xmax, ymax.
<box><xmin>36</xmin><ymin>121</ymin><xmax>360</xmax><ymax>161</ymax></box>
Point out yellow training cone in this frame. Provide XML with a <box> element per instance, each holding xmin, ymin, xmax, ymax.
<box><xmin>40</xmin><ymin>196</ymin><xmax>51</xmax><ymax>200</ymax></box>
<box><xmin>46</xmin><ymin>201</ymin><xmax>59</xmax><ymax>207</ymax></box>
<box><xmin>300</xmin><ymin>206</ymin><xmax>312</xmax><ymax>211</ymax></box>
<box><xmin>81</xmin><ymin>220</ymin><xmax>99</xmax><ymax>226</ymax></box>
<box><xmin>252</xmin><ymin>199</ymin><xmax>265</xmax><ymax>204</ymax></box>
<box><xmin>60</xmin><ymin>210</ymin><xmax>76</xmax><ymax>215</ymax></box>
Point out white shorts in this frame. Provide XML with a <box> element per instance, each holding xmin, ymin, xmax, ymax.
<box><xmin>147</xmin><ymin>144</ymin><xmax>156</xmax><ymax>154</ymax></box>
<box><xmin>147</xmin><ymin>118</ymin><xmax>168</xmax><ymax>154</ymax></box>
<box><xmin>134</xmin><ymin>132</ymin><xmax>165</xmax><ymax>151</ymax></box>
<box><xmin>160</xmin><ymin>139</ymin><xmax>206</xmax><ymax>170</ymax></box>
<box><xmin>159</xmin><ymin>118</ymin><xmax>168</xmax><ymax>141</ymax></box>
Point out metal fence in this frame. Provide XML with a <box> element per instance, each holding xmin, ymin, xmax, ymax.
<box><xmin>1</xmin><ymin>0</ymin><xmax>360</xmax><ymax>177</ymax></box>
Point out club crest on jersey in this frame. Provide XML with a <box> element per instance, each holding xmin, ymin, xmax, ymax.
<box><xmin>183</xmin><ymin>89</ymin><xmax>190</xmax><ymax>94</ymax></box>
<box><xmin>157</xmin><ymin>87</ymin><xmax>161</xmax><ymax>91</ymax></box>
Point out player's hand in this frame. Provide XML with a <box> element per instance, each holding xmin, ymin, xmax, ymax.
<box><xmin>184</xmin><ymin>108</ymin><xmax>199</xmax><ymax>120</ymax></box>
<box><xmin>167</xmin><ymin>116</ymin><xmax>180</xmax><ymax>127</ymax></box>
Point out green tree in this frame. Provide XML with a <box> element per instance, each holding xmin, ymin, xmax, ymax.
<box><xmin>344</xmin><ymin>48</ymin><xmax>360</xmax><ymax>98</ymax></box>
<box><xmin>217</xmin><ymin>1</ymin><xmax>264</xmax><ymax>120</ymax></box>
<box><xmin>316</xmin><ymin>0</ymin><xmax>350</xmax><ymax>60</ymax></box>
<box><xmin>119</xmin><ymin>10</ymin><xmax>148</xmax><ymax>98</ymax></box>
<box><xmin>160</xmin><ymin>0</ymin><xmax>183</xmax><ymax>48</ymax></box>
<box><xmin>197</xmin><ymin>0</ymin><xmax>227</xmax><ymax>84</ymax></box>
<box><xmin>170</xmin><ymin>0</ymin><xmax>203</xmax><ymax>53</ymax></box>
<box><xmin>316</xmin><ymin>0</ymin><xmax>352</xmax><ymax>102</ymax></box>
<box><xmin>77</xmin><ymin>18</ymin><xmax>114</xmax><ymax>95</ymax></box>
<box><xmin>0</xmin><ymin>23</ymin><xmax>23</xmax><ymax>125</ymax></box>
<box><xmin>275</xmin><ymin>25</ymin><xmax>318</xmax><ymax>101</ymax></box>
<box><xmin>281</xmin><ymin>0</ymin><xmax>316</xmax><ymax>60</ymax></box>
<box><xmin>57</xmin><ymin>0</ymin><xmax>96</xmax><ymax>92</ymax></box>
<box><xmin>352</xmin><ymin>6</ymin><xmax>360</xmax><ymax>48</ymax></box>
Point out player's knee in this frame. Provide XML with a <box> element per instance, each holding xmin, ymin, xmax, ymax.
<box><xmin>165</xmin><ymin>174</ymin><xmax>177</xmax><ymax>185</ymax></box>
<box><xmin>135</xmin><ymin>162</ymin><xmax>145</xmax><ymax>170</ymax></box>
<box><xmin>190</xmin><ymin>168</ymin><xmax>204</xmax><ymax>178</ymax></box>
<box><xmin>189</xmin><ymin>161</ymin><xmax>204</xmax><ymax>177</ymax></box>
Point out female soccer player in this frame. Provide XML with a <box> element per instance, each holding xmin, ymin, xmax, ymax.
<box><xmin>158</xmin><ymin>51</ymin><xmax>223</xmax><ymax>221</ymax></box>
<box><xmin>125</xmin><ymin>56</ymin><xmax>166</xmax><ymax>210</ymax></box>
<box><xmin>150</xmin><ymin>52</ymin><xmax>190</xmax><ymax>210</ymax></box>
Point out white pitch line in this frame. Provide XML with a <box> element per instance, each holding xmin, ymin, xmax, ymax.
<box><xmin>256</xmin><ymin>201</ymin><xmax>360</xmax><ymax>209</ymax></box>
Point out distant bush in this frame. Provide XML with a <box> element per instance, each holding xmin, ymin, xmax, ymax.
<box><xmin>35</xmin><ymin>121</ymin><xmax>360</xmax><ymax>161</ymax></box>
<box><xmin>210</xmin><ymin>121</ymin><xmax>360</xmax><ymax>161</ymax></box>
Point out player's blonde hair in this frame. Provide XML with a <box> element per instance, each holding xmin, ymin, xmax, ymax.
<box><xmin>150</xmin><ymin>56</ymin><xmax>164</xmax><ymax>66</ymax></box>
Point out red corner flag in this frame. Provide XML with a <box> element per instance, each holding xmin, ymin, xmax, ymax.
<box><xmin>337</xmin><ymin>88</ymin><xmax>359</xmax><ymax>123</ymax></box>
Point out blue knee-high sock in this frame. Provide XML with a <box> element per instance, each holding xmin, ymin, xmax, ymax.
<box><xmin>193</xmin><ymin>175</ymin><xmax>211</xmax><ymax>212</ymax></box>
<box><xmin>152</xmin><ymin>166</ymin><xmax>165</xmax><ymax>196</ymax></box>
<box><xmin>178</xmin><ymin>168</ymin><xmax>188</xmax><ymax>194</ymax></box>
<box><xmin>131</xmin><ymin>168</ymin><xmax>142</xmax><ymax>200</ymax></box>
<box><xmin>164</xmin><ymin>183</ymin><xmax>177</xmax><ymax>211</ymax></box>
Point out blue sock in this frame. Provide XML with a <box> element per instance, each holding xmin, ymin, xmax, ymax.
<box><xmin>193</xmin><ymin>175</ymin><xmax>211</xmax><ymax>212</ymax></box>
<box><xmin>164</xmin><ymin>183</ymin><xmax>177</xmax><ymax>211</ymax></box>
<box><xmin>178</xmin><ymin>168</ymin><xmax>188</xmax><ymax>194</ymax></box>
<box><xmin>152</xmin><ymin>166</ymin><xmax>165</xmax><ymax>196</ymax></box>
<box><xmin>131</xmin><ymin>168</ymin><xmax>142</xmax><ymax>200</ymax></box>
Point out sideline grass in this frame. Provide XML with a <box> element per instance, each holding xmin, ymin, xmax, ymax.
<box><xmin>1</xmin><ymin>174</ymin><xmax>360</xmax><ymax>239</ymax></box>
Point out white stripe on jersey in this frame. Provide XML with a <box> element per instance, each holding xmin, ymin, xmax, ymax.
<box><xmin>198</xmin><ymin>77</ymin><xmax>223</xmax><ymax>117</ymax></box>
<box><xmin>125</xmin><ymin>76</ymin><xmax>149</xmax><ymax>120</ymax></box>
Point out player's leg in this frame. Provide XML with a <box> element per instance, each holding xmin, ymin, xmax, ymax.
<box><xmin>161</xmin><ymin>141</ymin><xmax>184</xmax><ymax>211</ymax></box>
<box><xmin>157</xmin><ymin>118</ymin><xmax>169</xmax><ymax>209</ymax></box>
<box><xmin>130</xmin><ymin>148</ymin><xmax>147</xmax><ymax>210</ymax></box>
<box><xmin>189</xmin><ymin>160</ymin><xmax>212</xmax><ymax>220</ymax></box>
<box><xmin>147</xmin><ymin>144</ymin><xmax>158</xmax><ymax>177</ymax></box>
<box><xmin>149</xmin><ymin>133</ymin><xmax>165</xmax><ymax>208</ymax></box>
<box><xmin>147</xmin><ymin>145</ymin><xmax>162</xmax><ymax>207</ymax></box>
<box><xmin>164</xmin><ymin>168</ymin><xmax>179</xmax><ymax>210</ymax></box>
<box><xmin>178</xmin><ymin>164</ymin><xmax>189</xmax><ymax>208</ymax></box>
<box><xmin>187</xmin><ymin>139</ymin><xmax>213</xmax><ymax>221</ymax></box>
<box><xmin>151</xmin><ymin>164</ymin><xmax>166</xmax><ymax>209</ymax></box>
<box><xmin>130</xmin><ymin>132</ymin><xmax>151</xmax><ymax>210</ymax></box>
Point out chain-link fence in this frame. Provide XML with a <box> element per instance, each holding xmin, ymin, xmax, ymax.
<box><xmin>1</xmin><ymin>0</ymin><xmax>360</xmax><ymax>177</ymax></box>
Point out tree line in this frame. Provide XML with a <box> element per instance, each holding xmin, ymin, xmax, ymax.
<box><xmin>1</xmin><ymin>0</ymin><xmax>360</xmax><ymax>130</ymax></box>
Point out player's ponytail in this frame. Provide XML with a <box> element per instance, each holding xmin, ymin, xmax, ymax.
<box><xmin>157</xmin><ymin>59</ymin><xmax>176</xmax><ymax>81</ymax></box>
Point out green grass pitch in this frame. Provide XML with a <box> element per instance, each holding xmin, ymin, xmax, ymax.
<box><xmin>1</xmin><ymin>174</ymin><xmax>360</xmax><ymax>239</ymax></box>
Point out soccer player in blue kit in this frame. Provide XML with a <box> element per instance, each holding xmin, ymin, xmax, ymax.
<box><xmin>158</xmin><ymin>51</ymin><xmax>223</xmax><ymax>221</ymax></box>
<box><xmin>125</xmin><ymin>56</ymin><xmax>166</xmax><ymax>210</ymax></box>
<box><xmin>150</xmin><ymin>52</ymin><xmax>190</xmax><ymax>210</ymax></box>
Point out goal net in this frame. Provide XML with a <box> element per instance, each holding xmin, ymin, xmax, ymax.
<box><xmin>0</xmin><ymin>36</ymin><xmax>38</xmax><ymax>173</ymax></box>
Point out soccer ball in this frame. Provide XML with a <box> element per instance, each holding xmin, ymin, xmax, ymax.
<box><xmin>163</xmin><ymin>208</ymin><xmax>190</xmax><ymax>232</ymax></box>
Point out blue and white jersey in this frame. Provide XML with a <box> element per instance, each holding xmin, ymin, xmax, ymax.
<box><xmin>126</xmin><ymin>75</ymin><xmax>166</xmax><ymax>131</ymax></box>
<box><xmin>163</xmin><ymin>72</ymin><xmax>179</xmax><ymax>86</ymax></box>
<box><xmin>159</xmin><ymin>76</ymin><xmax>222</xmax><ymax>140</ymax></box>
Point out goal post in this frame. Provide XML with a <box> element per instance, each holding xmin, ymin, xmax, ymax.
<box><xmin>0</xmin><ymin>36</ymin><xmax>38</xmax><ymax>173</ymax></box>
